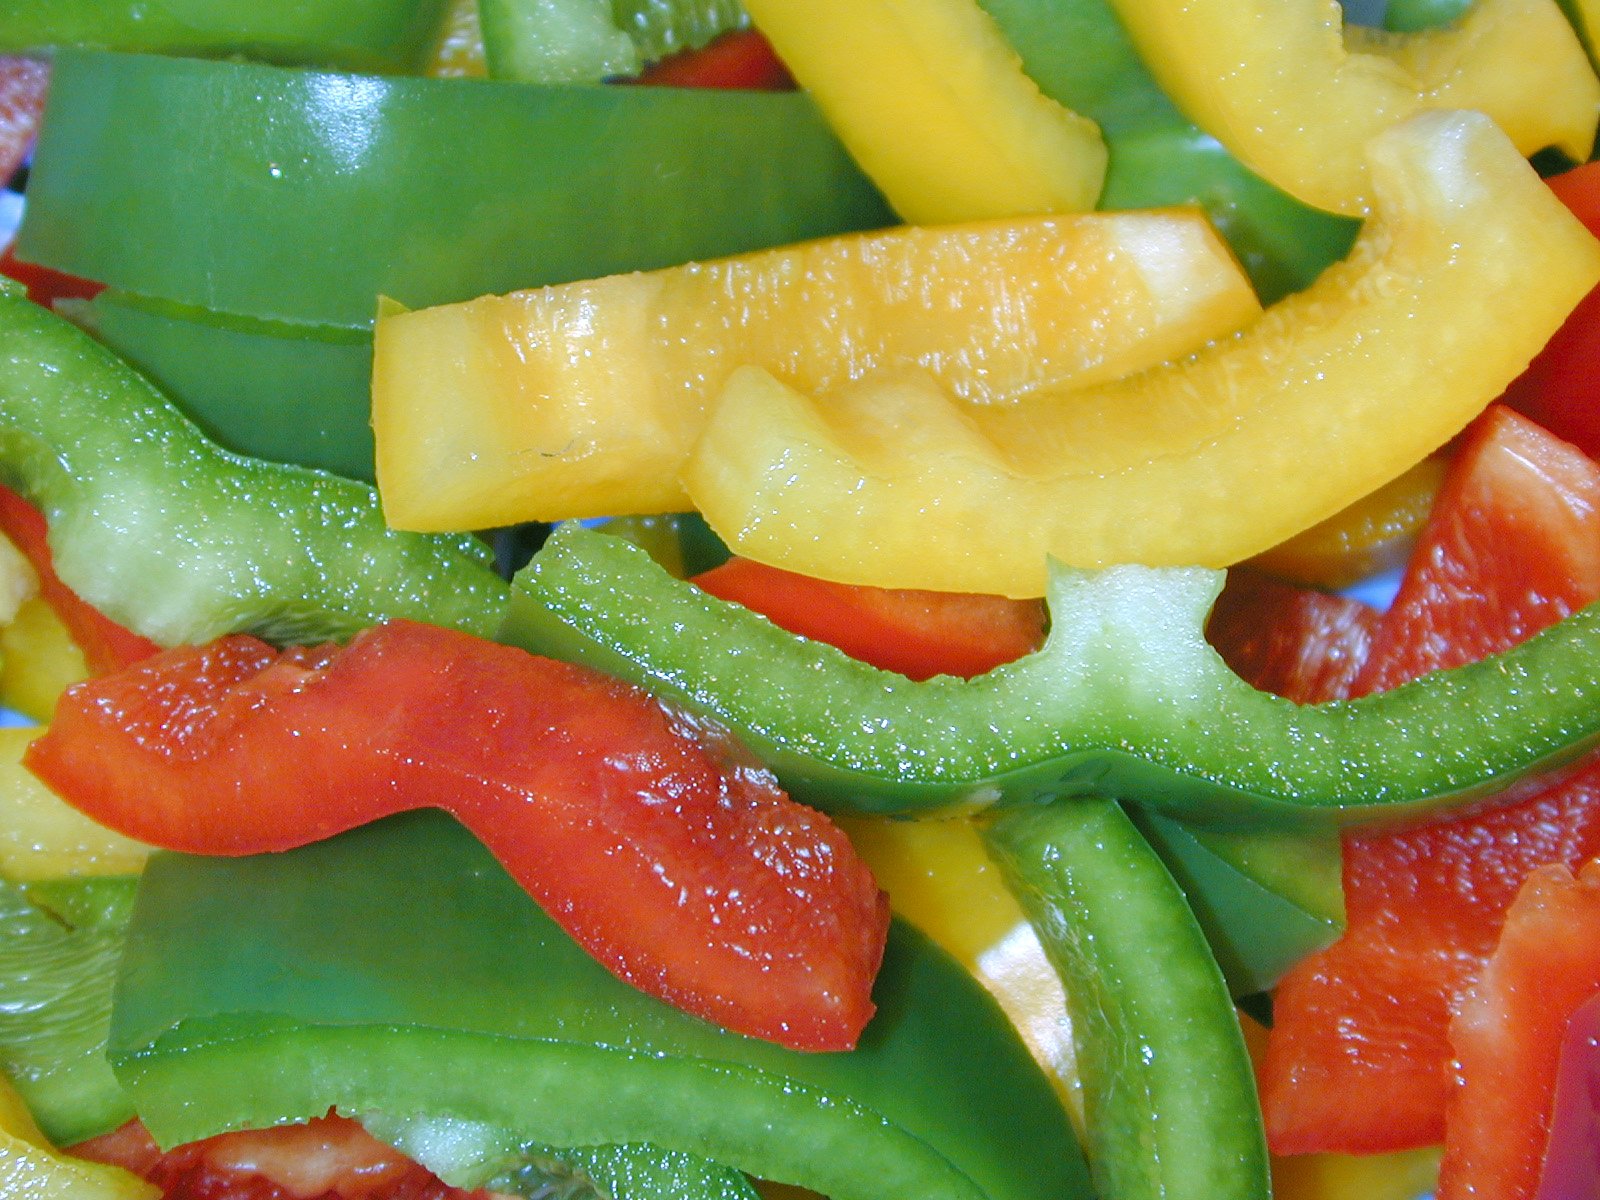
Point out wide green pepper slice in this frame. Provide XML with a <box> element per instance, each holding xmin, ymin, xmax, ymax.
<box><xmin>0</xmin><ymin>0</ymin><xmax>450</xmax><ymax>70</ymax></box>
<box><xmin>19</xmin><ymin>49</ymin><xmax>892</xmax><ymax>331</ymax></box>
<box><xmin>0</xmin><ymin>282</ymin><xmax>508</xmax><ymax>646</ymax></box>
<box><xmin>504</xmin><ymin>525</ymin><xmax>1600</xmax><ymax>829</ymax></box>
<box><xmin>109</xmin><ymin>811</ymin><xmax>1093</xmax><ymax>1200</ymax></box>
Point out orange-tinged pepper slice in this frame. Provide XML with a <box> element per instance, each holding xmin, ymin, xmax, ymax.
<box><xmin>740</xmin><ymin>0</ymin><xmax>1105</xmax><ymax>221</ymax></box>
<box><xmin>374</xmin><ymin>211</ymin><xmax>1259</xmax><ymax>528</ymax></box>
<box><xmin>1106</xmin><ymin>0</ymin><xmax>1598</xmax><ymax>215</ymax></box>
<box><xmin>684</xmin><ymin>112</ymin><xmax>1600</xmax><ymax>596</ymax></box>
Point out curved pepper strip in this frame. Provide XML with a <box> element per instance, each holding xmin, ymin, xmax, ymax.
<box><xmin>109</xmin><ymin>813</ymin><xmax>1094</xmax><ymax>1200</ymax></box>
<box><xmin>684</xmin><ymin>111</ymin><xmax>1600</xmax><ymax>595</ymax></box>
<box><xmin>0</xmin><ymin>0</ymin><xmax>449</xmax><ymax>70</ymax></box>
<box><xmin>1104</xmin><ymin>0</ymin><xmax>1598</xmax><ymax>215</ymax></box>
<box><xmin>983</xmin><ymin>799</ymin><xmax>1269</xmax><ymax>1200</ymax></box>
<box><xmin>503</xmin><ymin>524</ymin><xmax>1600</xmax><ymax>829</ymax></box>
<box><xmin>738</xmin><ymin>0</ymin><xmax>1106</xmax><ymax>221</ymax></box>
<box><xmin>477</xmin><ymin>0</ymin><xmax>746</xmax><ymax>82</ymax></box>
<box><xmin>0</xmin><ymin>283</ymin><xmax>507</xmax><ymax>648</ymax></box>
<box><xmin>19</xmin><ymin>50</ymin><xmax>892</xmax><ymax>331</ymax></box>
<box><xmin>0</xmin><ymin>1074</ymin><xmax>154</xmax><ymax>1200</ymax></box>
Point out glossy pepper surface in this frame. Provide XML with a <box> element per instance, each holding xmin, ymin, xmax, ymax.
<box><xmin>0</xmin><ymin>0</ymin><xmax>451</xmax><ymax>70</ymax></box>
<box><xmin>0</xmin><ymin>282</ymin><xmax>507</xmax><ymax>647</ymax></box>
<box><xmin>108</xmin><ymin>812</ymin><xmax>1093</xmax><ymax>1200</ymax></box>
<box><xmin>504</xmin><ymin>524</ymin><xmax>1600</xmax><ymax>828</ymax></box>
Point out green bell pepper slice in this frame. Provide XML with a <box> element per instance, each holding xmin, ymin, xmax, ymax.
<box><xmin>109</xmin><ymin>811</ymin><xmax>1093</xmax><ymax>1200</ymax></box>
<box><xmin>0</xmin><ymin>282</ymin><xmax>508</xmax><ymax>647</ymax></box>
<box><xmin>82</xmin><ymin>291</ymin><xmax>376</xmax><ymax>482</ymax></box>
<box><xmin>984</xmin><ymin>799</ymin><xmax>1269</xmax><ymax>1200</ymax></box>
<box><xmin>477</xmin><ymin>0</ymin><xmax>746</xmax><ymax>82</ymax></box>
<box><xmin>0</xmin><ymin>876</ymin><xmax>137</xmax><ymax>1146</ymax></box>
<box><xmin>503</xmin><ymin>525</ymin><xmax>1600</xmax><ymax>829</ymax></box>
<box><xmin>976</xmin><ymin>0</ymin><xmax>1357</xmax><ymax>301</ymax></box>
<box><xmin>0</xmin><ymin>0</ymin><xmax>450</xmax><ymax>70</ymax></box>
<box><xmin>19</xmin><ymin>49</ymin><xmax>892</xmax><ymax>331</ymax></box>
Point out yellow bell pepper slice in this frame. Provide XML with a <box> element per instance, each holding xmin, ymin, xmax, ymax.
<box><xmin>0</xmin><ymin>1074</ymin><xmax>157</xmax><ymax>1200</ymax></box>
<box><xmin>1248</xmin><ymin>455</ymin><xmax>1447</xmax><ymax>590</ymax></box>
<box><xmin>426</xmin><ymin>0</ymin><xmax>487</xmax><ymax>78</ymax></box>
<box><xmin>1106</xmin><ymin>0</ymin><xmax>1598</xmax><ymax>215</ymax></box>
<box><xmin>374</xmin><ymin>211</ymin><xmax>1259</xmax><ymax>529</ymax></box>
<box><xmin>0</xmin><ymin>725</ymin><xmax>150</xmax><ymax>880</ymax></box>
<box><xmin>684</xmin><ymin>111</ymin><xmax>1600</xmax><ymax>596</ymax></box>
<box><xmin>837</xmin><ymin>815</ymin><xmax>1084</xmax><ymax>1136</ymax></box>
<box><xmin>0</xmin><ymin>599</ymin><xmax>90</xmax><ymax>724</ymax></box>
<box><xmin>738</xmin><ymin>0</ymin><xmax>1105</xmax><ymax>222</ymax></box>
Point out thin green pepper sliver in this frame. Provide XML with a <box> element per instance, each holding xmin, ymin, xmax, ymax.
<box><xmin>0</xmin><ymin>0</ymin><xmax>450</xmax><ymax>70</ymax></box>
<box><xmin>982</xmin><ymin>800</ymin><xmax>1269</xmax><ymax>1200</ymax></box>
<box><xmin>110</xmin><ymin>812</ymin><xmax>1093</xmax><ymax>1200</ymax></box>
<box><xmin>0</xmin><ymin>284</ymin><xmax>508</xmax><ymax>647</ymax></box>
<box><xmin>19</xmin><ymin>49</ymin><xmax>892</xmax><ymax>331</ymax></box>
<box><xmin>502</xmin><ymin>525</ymin><xmax>1600</xmax><ymax>829</ymax></box>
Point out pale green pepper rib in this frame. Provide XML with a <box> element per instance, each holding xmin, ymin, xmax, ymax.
<box><xmin>502</xmin><ymin>525</ymin><xmax>1600</xmax><ymax>829</ymax></box>
<box><xmin>0</xmin><ymin>285</ymin><xmax>508</xmax><ymax>647</ymax></box>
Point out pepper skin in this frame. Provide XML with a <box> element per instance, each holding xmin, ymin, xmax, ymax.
<box><xmin>108</xmin><ymin>813</ymin><xmax>1094</xmax><ymax>1200</ymax></box>
<box><xmin>685</xmin><ymin>112</ymin><xmax>1600</xmax><ymax>594</ymax></box>
<box><xmin>0</xmin><ymin>283</ymin><xmax>507</xmax><ymax>648</ymax></box>
<box><xmin>737</xmin><ymin>0</ymin><xmax>1106</xmax><ymax>221</ymax></box>
<box><xmin>1103</xmin><ymin>0</ymin><xmax>1598</xmax><ymax>215</ymax></box>
<box><xmin>503</xmin><ymin>523</ymin><xmax>1600</xmax><ymax>829</ymax></box>
<box><xmin>0</xmin><ymin>1072</ymin><xmax>153</xmax><ymax>1200</ymax></box>
<box><xmin>0</xmin><ymin>0</ymin><xmax>450</xmax><ymax>70</ymax></box>
<box><xmin>374</xmin><ymin>209</ymin><xmax>1258</xmax><ymax>528</ymax></box>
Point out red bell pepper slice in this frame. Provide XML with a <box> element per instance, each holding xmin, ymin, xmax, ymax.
<box><xmin>1250</xmin><ymin>407</ymin><xmax>1600</xmax><ymax>1152</ymax></box>
<box><xmin>1439</xmin><ymin>860</ymin><xmax>1600</xmax><ymax>1200</ymax></box>
<box><xmin>24</xmin><ymin>620</ymin><xmax>889</xmax><ymax>1052</ymax></box>
<box><xmin>0</xmin><ymin>242</ymin><xmax>104</xmax><ymax>309</ymax></box>
<box><xmin>73</xmin><ymin>1113</ymin><xmax>490</xmax><ymax>1200</ymax></box>
<box><xmin>691</xmin><ymin>556</ymin><xmax>1045</xmax><ymax>680</ymax></box>
<box><xmin>633</xmin><ymin>30</ymin><xmax>794</xmax><ymax>90</ymax></box>
<box><xmin>1503</xmin><ymin>162</ymin><xmax>1600</xmax><ymax>461</ymax></box>
<box><xmin>0</xmin><ymin>483</ymin><xmax>160</xmax><ymax>674</ymax></box>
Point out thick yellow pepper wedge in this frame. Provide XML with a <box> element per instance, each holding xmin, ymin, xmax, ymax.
<box><xmin>0</xmin><ymin>1074</ymin><xmax>156</xmax><ymax>1199</ymax></box>
<box><xmin>0</xmin><ymin>725</ymin><xmax>150</xmax><ymax>880</ymax></box>
<box><xmin>738</xmin><ymin>0</ymin><xmax>1105</xmax><ymax>222</ymax></box>
<box><xmin>1106</xmin><ymin>0</ymin><xmax>1598</xmax><ymax>215</ymax></box>
<box><xmin>0</xmin><ymin>599</ymin><xmax>89</xmax><ymax>724</ymax></box>
<box><xmin>374</xmin><ymin>211</ymin><xmax>1259</xmax><ymax>528</ymax></box>
<box><xmin>684</xmin><ymin>112</ymin><xmax>1600</xmax><ymax>596</ymax></box>
<box><xmin>837</xmin><ymin>815</ymin><xmax>1084</xmax><ymax>1135</ymax></box>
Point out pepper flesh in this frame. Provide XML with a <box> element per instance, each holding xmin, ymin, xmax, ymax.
<box><xmin>373</xmin><ymin>209</ymin><xmax>1259</xmax><ymax>528</ymax></box>
<box><xmin>0</xmin><ymin>283</ymin><xmax>507</xmax><ymax>648</ymax></box>
<box><xmin>503</xmin><ymin>523</ymin><xmax>1600</xmax><ymax>828</ymax></box>
<box><xmin>684</xmin><ymin>111</ymin><xmax>1600</xmax><ymax>595</ymax></box>
<box><xmin>0</xmin><ymin>1073</ymin><xmax>154</xmax><ymax>1200</ymax></box>
<box><xmin>738</xmin><ymin>0</ymin><xmax>1105</xmax><ymax>221</ymax></box>
<box><xmin>27</xmin><ymin>621</ymin><xmax>889</xmax><ymax>1053</ymax></box>
<box><xmin>1103</xmin><ymin>0</ymin><xmax>1599</xmax><ymax>214</ymax></box>
<box><xmin>109</xmin><ymin>813</ymin><xmax>1094</xmax><ymax>1200</ymax></box>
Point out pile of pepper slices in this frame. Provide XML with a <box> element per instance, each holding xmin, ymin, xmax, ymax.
<box><xmin>1</xmin><ymin>2</ymin><xmax>1600</xmax><ymax>1200</ymax></box>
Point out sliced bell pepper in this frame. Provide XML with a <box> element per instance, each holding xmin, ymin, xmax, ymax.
<box><xmin>738</xmin><ymin>0</ymin><xmax>1106</xmax><ymax>221</ymax></box>
<box><xmin>0</xmin><ymin>876</ymin><xmax>138</xmax><ymax>1145</ymax></box>
<box><xmin>504</xmin><ymin>523</ymin><xmax>1600</xmax><ymax>828</ymax></box>
<box><xmin>26</xmin><ymin>620</ymin><xmax>889</xmax><ymax>1052</ymax></box>
<box><xmin>634</xmin><ymin>29</ymin><xmax>792</xmax><ymax>89</ymax></box>
<box><xmin>0</xmin><ymin>57</ymin><xmax>46</xmax><ymax>187</ymax></box>
<box><xmin>1439</xmin><ymin>860</ymin><xmax>1600</xmax><ymax>1200</ymax></box>
<box><xmin>684</xmin><ymin>111</ymin><xmax>1600</xmax><ymax>595</ymax></box>
<box><xmin>0</xmin><ymin>1073</ymin><xmax>154</xmax><ymax>1200</ymax></box>
<box><xmin>19</xmin><ymin>49</ymin><xmax>891</xmax><ymax>332</ymax></box>
<box><xmin>373</xmin><ymin>208</ymin><xmax>1258</xmax><ymax>528</ymax></box>
<box><xmin>1103</xmin><ymin>0</ymin><xmax>1598</xmax><ymax>215</ymax></box>
<box><xmin>108</xmin><ymin>812</ymin><xmax>1094</xmax><ymax>1200</ymax></box>
<box><xmin>0</xmin><ymin>0</ymin><xmax>451</xmax><ymax>70</ymax></box>
<box><xmin>0</xmin><ymin>725</ymin><xmax>150</xmax><ymax>881</ymax></box>
<box><xmin>0</xmin><ymin>599</ymin><xmax>88</xmax><ymax>721</ymax></box>
<box><xmin>984</xmin><ymin>798</ymin><xmax>1269</xmax><ymax>1200</ymax></box>
<box><xmin>0</xmin><ymin>282</ymin><xmax>507</xmax><ymax>648</ymax></box>
<box><xmin>425</xmin><ymin>0</ymin><xmax>486</xmax><ymax>76</ymax></box>
<box><xmin>477</xmin><ymin>0</ymin><xmax>746</xmax><ymax>82</ymax></box>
